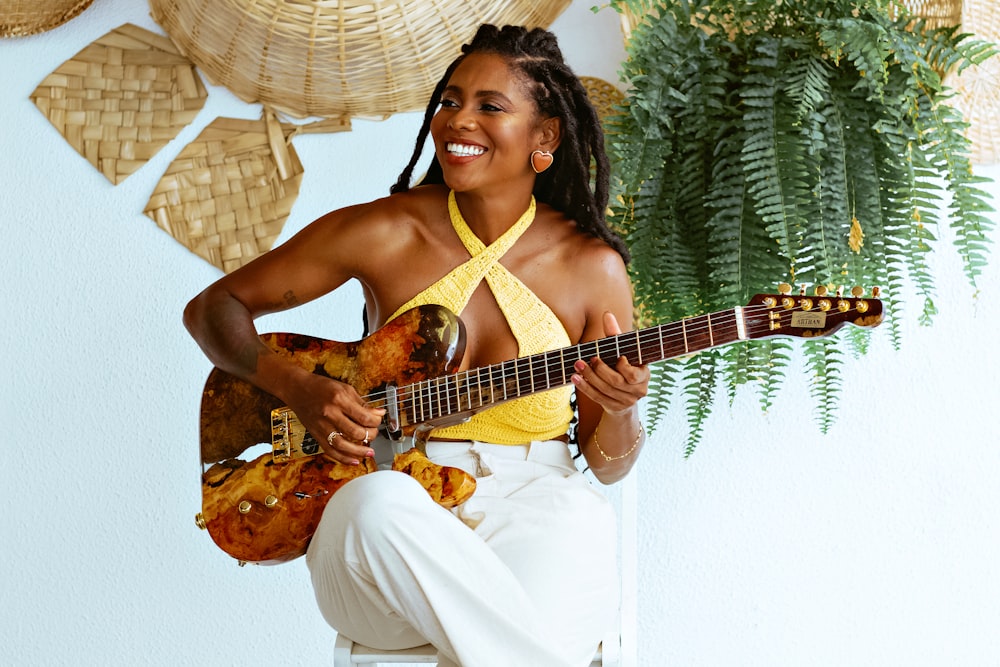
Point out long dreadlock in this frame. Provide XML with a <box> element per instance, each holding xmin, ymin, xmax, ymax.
<box><xmin>390</xmin><ymin>23</ymin><xmax>630</xmax><ymax>264</ymax></box>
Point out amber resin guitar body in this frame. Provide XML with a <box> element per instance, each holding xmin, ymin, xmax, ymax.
<box><xmin>197</xmin><ymin>304</ymin><xmax>468</xmax><ymax>564</ymax></box>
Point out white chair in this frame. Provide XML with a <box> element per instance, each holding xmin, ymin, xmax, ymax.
<box><xmin>333</xmin><ymin>634</ymin><xmax>613</xmax><ymax>666</ymax></box>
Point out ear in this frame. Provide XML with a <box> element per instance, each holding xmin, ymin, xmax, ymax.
<box><xmin>537</xmin><ymin>115</ymin><xmax>562</xmax><ymax>153</ymax></box>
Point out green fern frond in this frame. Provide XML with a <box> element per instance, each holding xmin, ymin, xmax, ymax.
<box><xmin>747</xmin><ymin>338</ymin><xmax>793</xmax><ymax>414</ymax></box>
<box><xmin>604</xmin><ymin>0</ymin><xmax>993</xmax><ymax>453</ymax></box>
<box><xmin>803</xmin><ymin>337</ymin><xmax>844</xmax><ymax>433</ymax></box>
<box><xmin>643</xmin><ymin>359</ymin><xmax>681</xmax><ymax>437</ymax></box>
<box><xmin>682</xmin><ymin>350</ymin><xmax>719</xmax><ymax>458</ymax></box>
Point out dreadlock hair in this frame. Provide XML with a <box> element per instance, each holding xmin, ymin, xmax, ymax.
<box><xmin>390</xmin><ymin>23</ymin><xmax>630</xmax><ymax>264</ymax></box>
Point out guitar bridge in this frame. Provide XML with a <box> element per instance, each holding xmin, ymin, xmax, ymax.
<box><xmin>271</xmin><ymin>407</ymin><xmax>321</xmax><ymax>463</ymax></box>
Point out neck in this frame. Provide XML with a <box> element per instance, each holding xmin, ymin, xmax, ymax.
<box><xmin>452</xmin><ymin>189</ymin><xmax>535</xmax><ymax>245</ymax></box>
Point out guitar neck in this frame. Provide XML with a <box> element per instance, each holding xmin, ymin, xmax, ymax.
<box><xmin>396</xmin><ymin>307</ymin><xmax>747</xmax><ymax>427</ymax></box>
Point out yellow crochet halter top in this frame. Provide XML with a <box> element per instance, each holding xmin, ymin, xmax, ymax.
<box><xmin>389</xmin><ymin>191</ymin><xmax>575</xmax><ymax>444</ymax></box>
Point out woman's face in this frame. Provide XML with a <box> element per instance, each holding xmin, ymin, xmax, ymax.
<box><xmin>429</xmin><ymin>52</ymin><xmax>550</xmax><ymax>195</ymax></box>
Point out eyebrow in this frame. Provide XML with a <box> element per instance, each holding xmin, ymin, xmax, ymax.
<box><xmin>442</xmin><ymin>85</ymin><xmax>514</xmax><ymax>104</ymax></box>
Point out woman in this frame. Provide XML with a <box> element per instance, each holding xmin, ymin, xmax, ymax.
<box><xmin>184</xmin><ymin>24</ymin><xmax>650</xmax><ymax>667</ymax></box>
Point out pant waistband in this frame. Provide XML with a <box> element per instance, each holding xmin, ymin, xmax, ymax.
<box><xmin>425</xmin><ymin>439</ymin><xmax>574</xmax><ymax>471</ymax></box>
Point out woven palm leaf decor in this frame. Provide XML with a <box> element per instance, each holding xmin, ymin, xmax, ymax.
<box><xmin>143</xmin><ymin>112</ymin><xmax>351</xmax><ymax>273</ymax></box>
<box><xmin>29</xmin><ymin>23</ymin><xmax>208</xmax><ymax>184</ymax></box>
<box><xmin>0</xmin><ymin>0</ymin><xmax>94</xmax><ymax>37</ymax></box>
<box><xmin>148</xmin><ymin>0</ymin><xmax>571</xmax><ymax>119</ymax></box>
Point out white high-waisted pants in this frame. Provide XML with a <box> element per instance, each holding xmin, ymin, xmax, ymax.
<box><xmin>306</xmin><ymin>440</ymin><xmax>619</xmax><ymax>667</ymax></box>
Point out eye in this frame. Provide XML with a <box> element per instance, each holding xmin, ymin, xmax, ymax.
<box><xmin>480</xmin><ymin>103</ymin><xmax>503</xmax><ymax>113</ymax></box>
<box><xmin>439</xmin><ymin>98</ymin><xmax>459</xmax><ymax>109</ymax></box>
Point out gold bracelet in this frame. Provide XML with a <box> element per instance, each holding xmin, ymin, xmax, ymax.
<box><xmin>593</xmin><ymin>422</ymin><xmax>644</xmax><ymax>461</ymax></box>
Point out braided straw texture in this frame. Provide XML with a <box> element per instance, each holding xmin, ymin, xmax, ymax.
<box><xmin>895</xmin><ymin>0</ymin><xmax>963</xmax><ymax>30</ymax></box>
<box><xmin>143</xmin><ymin>113</ymin><xmax>352</xmax><ymax>272</ymax></box>
<box><xmin>0</xmin><ymin>0</ymin><xmax>94</xmax><ymax>37</ymax></box>
<box><xmin>581</xmin><ymin>76</ymin><xmax>624</xmax><ymax>122</ymax></box>
<box><xmin>30</xmin><ymin>23</ymin><xmax>208</xmax><ymax>184</ymax></box>
<box><xmin>945</xmin><ymin>0</ymin><xmax>1000</xmax><ymax>164</ymax></box>
<box><xmin>148</xmin><ymin>0</ymin><xmax>570</xmax><ymax>119</ymax></box>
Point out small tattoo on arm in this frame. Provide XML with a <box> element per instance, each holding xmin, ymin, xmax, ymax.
<box><xmin>283</xmin><ymin>290</ymin><xmax>300</xmax><ymax>307</ymax></box>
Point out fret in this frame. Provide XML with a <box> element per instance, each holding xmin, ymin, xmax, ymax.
<box><xmin>416</xmin><ymin>379</ymin><xmax>426</xmax><ymax>423</ymax></box>
<box><xmin>397</xmin><ymin>306</ymin><xmax>752</xmax><ymax>426</ymax></box>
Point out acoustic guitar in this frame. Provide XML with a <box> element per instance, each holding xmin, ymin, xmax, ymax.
<box><xmin>195</xmin><ymin>286</ymin><xmax>883</xmax><ymax>564</ymax></box>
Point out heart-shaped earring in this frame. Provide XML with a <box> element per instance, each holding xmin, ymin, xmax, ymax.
<box><xmin>530</xmin><ymin>150</ymin><xmax>554</xmax><ymax>174</ymax></box>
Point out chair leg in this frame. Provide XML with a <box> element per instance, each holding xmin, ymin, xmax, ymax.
<box><xmin>333</xmin><ymin>633</ymin><xmax>354</xmax><ymax>667</ymax></box>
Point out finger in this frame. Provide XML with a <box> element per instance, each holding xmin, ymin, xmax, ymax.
<box><xmin>602</xmin><ymin>311</ymin><xmax>623</xmax><ymax>337</ymax></box>
<box><xmin>319</xmin><ymin>429</ymin><xmax>374</xmax><ymax>465</ymax></box>
<box><xmin>572</xmin><ymin>358</ymin><xmax>636</xmax><ymax>412</ymax></box>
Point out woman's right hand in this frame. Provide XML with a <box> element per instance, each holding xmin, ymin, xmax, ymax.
<box><xmin>285</xmin><ymin>371</ymin><xmax>386</xmax><ymax>465</ymax></box>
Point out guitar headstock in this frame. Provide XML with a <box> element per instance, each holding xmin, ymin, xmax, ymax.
<box><xmin>743</xmin><ymin>284</ymin><xmax>884</xmax><ymax>340</ymax></box>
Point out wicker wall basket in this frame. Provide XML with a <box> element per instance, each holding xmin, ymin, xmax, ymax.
<box><xmin>945</xmin><ymin>0</ymin><xmax>1000</xmax><ymax>165</ymax></box>
<box><xmin>0</xmin><ymin>0</ymin><xmax>94</xmax><ymax>38</ymax></box>
<box><xmin>30</xmin><ymin>23</ymin><xmax>208</xmax><ymax>184</ymax></box>
<box><xmin>148</xmin><ymin>0</ymin><xmax>571</xmax><ymax>119</ymax></box>
<box><xmin>143</xmin><ymin>112</ymin><xmax>343</xmax><ymax>272</ymax></box>
<box><xmin>892</xmin><ymin>0</ymin><xmax>963</xmax><ymax>30</ymax></box>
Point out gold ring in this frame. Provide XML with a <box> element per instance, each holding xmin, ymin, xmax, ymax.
<box><xmin>327</xmin><ymin>431</ymin><xmax>342</xmax><ymax>446</ymax></box>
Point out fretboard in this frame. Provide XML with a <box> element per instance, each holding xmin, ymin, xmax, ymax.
<box><xmin>399</xmin><ymin>306</ymin><xmax>747</xmax><ymax>426</ymax></box>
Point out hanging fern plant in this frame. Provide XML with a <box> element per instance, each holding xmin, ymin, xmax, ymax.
<box><xmin>603</xmin><ymin>0</ymin><xmax>996</xmax><ymax>455</ymax></box>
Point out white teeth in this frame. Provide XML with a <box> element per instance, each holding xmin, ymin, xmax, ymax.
<box><xmin>446</xmin><ymin>142</ymin><xmax>486</xmax><ymax>157</ymax></box>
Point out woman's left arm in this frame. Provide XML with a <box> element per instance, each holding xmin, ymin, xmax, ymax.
<box><xmin>571</xmin><ymin>249</ymin><xmax>651</xmax><ymax>484</ymax></box>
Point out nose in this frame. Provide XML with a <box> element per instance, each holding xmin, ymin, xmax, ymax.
<box><xmin>448</xmin><ymin>106</ymin><xmax>476</xmax><ymax>131</ymax></box>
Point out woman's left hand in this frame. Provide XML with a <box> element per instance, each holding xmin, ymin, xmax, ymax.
<box><xmin>571</xmin><ymin>312</ymin><xmax>650</xmax><ymax>414</ymax></box>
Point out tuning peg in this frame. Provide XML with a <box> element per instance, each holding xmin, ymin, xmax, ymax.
<box><xmin>815</xmin><ymin>285</ymin><xmax>828</xmax><ymax>297</ymax></box>
<box><xmin>778</xmin><ymin>283</ymin><xmax>792</xmax><ymax>295</ymax></box>
<box><xmin>836</xmin><ymin>285</ymin><xmax>844</xmax><ymax>298</ymax></box>
<box><xmin>872</xmin><ymin>286</ymin><xmax>881</xmax><ymax>297</ymax></box>
<box><xmin>851</xmin><ymin>286</ymin><xmax>864</xmax><ymax>298</ymax></box>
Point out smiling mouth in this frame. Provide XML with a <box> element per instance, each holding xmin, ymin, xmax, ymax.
<box><xmin>446</xmin><ymin>142</ymin><xmax>486</xmax><ymax>157</ymax></box>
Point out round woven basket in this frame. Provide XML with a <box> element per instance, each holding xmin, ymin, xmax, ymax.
<box><xmin>149</xmin><ymin>0</ymin><xmax>571</xmax><ymax>119</ymax></box>
<box><xmin>946</xmin><ymin>0</ymin><xmax>1000</xmax><ymax>164</ymax></box>
<box><xmin>0</xmin><ymin>0</ymin><xmax>94</xmax><ymax>37</ymax></box>
<box><xmin>898</xmin><ymin>0</ymin><xmax>963</xmax><ymax>30</ymax></box>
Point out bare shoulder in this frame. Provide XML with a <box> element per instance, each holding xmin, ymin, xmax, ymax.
<box><xmin>309</xmin><ymin>185</ymin><xmax>449</xmax><ymax>249</ymax></box>
<box><xmin>521</xmin><ymin>204</ymin><xmax>633</xmax><ymax>341</ymax></box>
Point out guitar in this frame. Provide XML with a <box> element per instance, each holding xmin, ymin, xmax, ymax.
<box><xmin>195</xmin><ymin>286</ymin><xmax>883</xmax><ymax>563</ymax></box>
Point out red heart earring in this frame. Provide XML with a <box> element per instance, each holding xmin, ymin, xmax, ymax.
<box><xmin>530</xmin><ymin>150</ymin><xmax>554</xmax><ymax>174</ymax></box>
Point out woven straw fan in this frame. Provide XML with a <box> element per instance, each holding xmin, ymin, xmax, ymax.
<box><xmin>0</xmin><ymin>0</ymin><xmax>94</xmax><ymax>37</ymax></box>
<box><xmin>30</xmin><ymin>23</ymin><xmax>208</xmax><ymax>184</ymax></box>
<box><xmin>144</xmin><ymin>112</ymin><xmax>350</xmax><ymax>273</ymax></box>
<box><xmin>149</xmin><ymin>0</ymin><xmax>571</xmax><ymax>119</ymax></box>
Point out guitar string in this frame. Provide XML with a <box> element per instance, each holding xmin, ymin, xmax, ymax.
<box><xmin>364</xmin><ymin>302</ymin><xmax>875</xmax><ymax>413</ymax></box>
<box><xmin>359</xmin><ymin>301</ymin><xmax>878</xmax><ymax>420</ymax></box>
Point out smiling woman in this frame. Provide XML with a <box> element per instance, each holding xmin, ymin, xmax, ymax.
<box><xmin>183</xmin><ymin>23</ymin><xmax>650</xmax><ymax>667</ymax></box>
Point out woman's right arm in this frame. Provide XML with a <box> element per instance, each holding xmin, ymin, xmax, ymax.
<box><xmin>183</xmin><ymin>204</ymin><xmax>387</xmax><ymax>465</ymax></box>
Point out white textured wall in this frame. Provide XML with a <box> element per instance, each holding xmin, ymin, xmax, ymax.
<box><xmin>2</xmin><ymin>1</ymin><xmax>998</xmax><ymax>665</ymax></box>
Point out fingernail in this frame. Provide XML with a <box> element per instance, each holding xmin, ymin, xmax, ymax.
<box><xmin>366</xmin><ymin>449</ymin><xmax>375</xmax><ymax>458</ymax></box>
<box><xmin>574</xmin><ymin>360</ymin><xmax>586</xmax><ymax>372</ymax></box>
